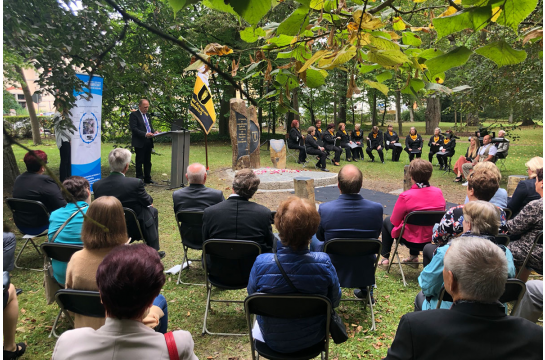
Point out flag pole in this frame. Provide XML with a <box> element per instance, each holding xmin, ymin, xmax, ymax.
<box><xmin>205</xmin><ymin>131</ymin><xmax>209</xmax><ymax>171</ymax></box>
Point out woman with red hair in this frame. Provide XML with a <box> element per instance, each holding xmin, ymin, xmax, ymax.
<box><xmin>287</xmin><ymin>120</ymin><xmax>307</xmax><ymax>164</ymax></box>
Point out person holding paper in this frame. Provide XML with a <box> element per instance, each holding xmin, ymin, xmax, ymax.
<box><xmin>323</xmin><ymin>123</ymin><xmax>342</xmax><ymax>166</ymax></box>
<box><xmin>405</xmin><ymin>127</ymin><xmax>423</xmax><ymax>162</ymax></box>
<box><xmin>129</xmin><ymin>99</ymin><xmax>158</xmax><ymax>184</ymax></box>
<box><xmin>427</xmin><ymin>127</ymin><xmax>444</xmax><ymax>163</ymax></box>
<box><xmin>384</xmin><ymin>124</ymin><xmax>402</xmax><ymax>162</ymax></box>
<box><xmin>336</xmin><ymin>122</ymin><xmax>355</xmax><ymax>162</ymax></box>
<box><xmin>366</xmin><ymin>126</ymin><xmax>384</xmax><ymax>163</ymax></box>
<box><xmin>350</xmin><ymin>124</ymin><xmax>365</xmax><ymax>161</ymax></box>
<box><xmin>436</xmin><ymin>130</ymin><xmax>456</xmax><ymax>171</ymax></box>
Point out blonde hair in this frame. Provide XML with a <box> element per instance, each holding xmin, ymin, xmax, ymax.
<box><xmin>307</xmin><ymin>126</ymin><xmax>316</xmax><ymax>135</ymax></box>
<box><xmin>525</xmin><ymin>157</ymin><xmax>543</xmax><ymax>179</ymax></box>
<box><xmin>81</xmin><ymin>196</ymin><xmax>128</xmax><ymax>250</ymax></box>
<box><xmin>468</xmin><ymin>136</ymin><xmax>479</xmax><ymax>158</ymax></box>
<box><xmin>355</xmin><ymin>124</ymin><xmax>361</xmax><ymax>130</ymax></box>
<box><xmin>463</xmin><ymin>200</ymin><xmax>500</xmax><ymax>236</ymax></box>
<box><xmin>473</xmin><ymin>161</ymin><xmax>502</xmax><ymax>182</ymax></box>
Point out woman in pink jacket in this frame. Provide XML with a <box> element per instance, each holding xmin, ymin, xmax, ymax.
<box><xmin>380</xmin><ymin>159</ymin><xmax>446</xmax><ymax>265</ymax></box>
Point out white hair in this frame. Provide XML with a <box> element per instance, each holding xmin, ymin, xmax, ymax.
<box><xmin>444</xmin><ymin>237</ymin><xmax>508</xmax><ymax>302</ymax></box>
<box><xmin>108</xmin><ymin>148</ymin><xmax>132</xmax><ymax>173</ymax></box>
<box><xmin>435</xmin><ymin>127</ymin><xmax>441</xmax><ymax>133</ymax></box>
<box><xmin>186</xmin><ymin>163</ymin><xmax>206</xmax><ymax>184</ymax></box>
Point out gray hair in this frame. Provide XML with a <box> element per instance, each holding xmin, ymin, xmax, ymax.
<box><xmin>444</xmin><ymin>237</ymin><xmax>507</xmax><ymax>302</ymax></box>
<box><xmin>435</xmin><ymin>127</ymin><xmax>441</xmax><ymax>133</ymax></box>
<box><xmin>498</xmin><ymin>130</ymin><xmax>506</xmax><ymax>136</ymax></box>
<box><xmin>462</xmin><ymin>200</ymin><xmax>500</xmax><ymax>236</ymax></box>
<box><xmin>187</xmin><ymin>163</ymin><xmax>206</xmax><ymax>184</ymax></box>
<box><xmin>108</xmin><ymin>148</ymin><xmax>132</xmax><ymax>173</ymax></box>
<box><xmin>232</xmin><ymin>169</ymin><xmax>260</xmax><ymax>199</ymax></box>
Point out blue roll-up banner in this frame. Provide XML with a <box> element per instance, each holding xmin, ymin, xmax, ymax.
<box><xmin>70</xmin><ymin>74</ymin><xmax>103</xmax><ymax>191</ymax></box>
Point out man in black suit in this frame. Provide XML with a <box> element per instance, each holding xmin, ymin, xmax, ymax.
<box><xmin>202</xmin><ymin>169</ymin><xmax>274</xmax><ymax>253</ymax></box>
<box><xmin>93</xmin><ymin>148</ymin><xmax>164</xmax><ymax>258</ymax></box>
<box><xmin>385</xmin><ymin>236</ymin><xmax>543</xmax><ymax>360</ymax></box>
<box><xmin>129</xmin><ymin>99</ymin><xmax>158</xmax><ymax>184</ymax></box>
<box><xmin>12</xmin><ymin>150</ymin><xmax>67</xmax><ymax>233</ymax></box>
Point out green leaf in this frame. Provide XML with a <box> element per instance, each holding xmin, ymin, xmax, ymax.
<box><xmin>496</xmin><ymin>0</ymin><xmax>538</xmax><ymax>32</ymax></box>
<box><xmin>231</xmin><ymin>0</ymin><xmax>274</xmax><ymax>26</ymax></box>
<box><xmin>368</xmin><ymin>49</ymin><xmax>410</xmax><ymax>67</ymax></box>
<box><xmin>358</xmin><ymin>64</ymin><xmax>382</xmax><ymax>74</ymax></box>
<box><xmin>240</xmin><ymin>27</ymin><xmax>267</xmax><ymax>43</ymax></box>
<box><xmin>310</xmin><ymin>0</ymin><xmax>325</xmax><ymax>10</ymax></box>
<box><xmin>246</xmin><ymin>60</ymin><xmax>263</xmax><ymax>73</ymax></box>
<box><xmin>276</xmin><ymin>51</ymin><xmax>293</xmax><ymax>59</ymax></box>
<box><xmin>306</xmin><ymin>68</ymin><xmax>326</xmax><ymax>88</ymax></box>
<box><xmin>432</xmin><ymin>6</ymin><xmax>491</xmax><ymax>39</ymax></box>
<box><xmin>425</xmin><ymin>82</ymin><xmax>453</xmax><ymax>94</ymax></box>
<box><xmin>375</xmin><ymin>71</ymin><xmax>393</xmax><ymax>83</ymax></box>
<box><xmin>425</xmin><ymin>46</ymin><xmax>472</xmax><ymax>77</ymax></box>
<box><xmin>401</xmin><ymin>78</ymin><xmax>425</xmax><ymax>94</ymax></box>
<box><xmin>405</xmin><ymin>48</ymin><xmax>422</xmax><ymax>57</ymax></box>
<box><xmin>277</xmin><ymin>5</ymin><xmax>310</xmax><ymax>36</ymax></box>
<box><xmin>452</xmin><ymin>85</ymin><xmax>472</xmax><ymax>92</ymax></box>
<box><xmin>474</xmin><ymin>40</ymin><xmax>527</xmax><ymax>67</ymax></box>
<box><xmin>168</xmin><ymin>0</ymin><xmax>199</xmax><ymax>17</ymax></box>
<box><xmin>268</xmin><ymin>35</ymin><xmax>295</xmax><ymax>47</ymax></box>
<box><xmin>370</xmin><ymin>36</ymin><xmax>400</xmax><ymax>50</ymax></box>
<box><xmin>371</xmin><ymin>31</ymin><xmax>392</xmax><ymax>40</ymax></box>
<box><xmin>461</xmin><ymin>0</ymin><xmax>489</xmax><ymax>5</ymax></box>
<box><xmin>202</xmin><ymin>0</ymin><xmax>238</xmax><ymax>16</ymax></box>
<box><xmin>364</xmin><ymin>80</ymin><xmax>389</xmax><ymax>96</ymax></box>
<box><xmin>418</xmin><ymin>49</ymin><xmax>444</xmax><ymax>60</ymax></box>
<box><xmin>402</xmin><ymin>32</ymin><xmax>422</xmax><ymax>47</ymax></box>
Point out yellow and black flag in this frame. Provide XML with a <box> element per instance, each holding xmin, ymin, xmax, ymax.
<box><xmin>189</xmin><ymin>68</ymin><xmax>216</xmax><ymax>134</ymax></box>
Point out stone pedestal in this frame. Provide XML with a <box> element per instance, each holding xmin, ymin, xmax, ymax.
<box><xmin>229</xmin><ymin>98</ymin><xmax>260</xmax><ymax>170</ymax></box>
<box><xmin>294</xmin><ymin>177</ymin><xmax>315</xmax><ymax>203</ymax></box>
<box><xmin>507</xmin><ymin>175</ymin><xmax>528</xmax><ymax>197</ymax></box>
<box><xmin>403</xmin><ymin>165</ymin><xmax>411</xmax><ymax>192</ymax></box>
<box><xmin>269</xmin><ymin>139</ymin><xmax>286</xmax><ymax>169</ymax></box>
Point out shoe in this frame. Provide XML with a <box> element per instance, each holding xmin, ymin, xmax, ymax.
<box><xmin>439</xmin><ymin>166</ymin><xmax>444</xmax><ymax>171</ymax></box>
<box><xmin>4</xmin><ymin>343</ymin><xmax>26</xmax><ymax>359</ymax></box>
<box><xmin>158</xmin><ymin>251</ymin><xmax>166</xmax><ymax>259</ymax></box>
<box><xmin>370</xmin><ymin>159</ymin><xmax>375</xmax><ymax>162</ymax></box>
<box><xmin>382</xmin><ymin>161</ymin><xmax>385</xmax><ymax>164</ymax></box>
<box><xmin>145</xmin><ymin>179</ymin><xmax>156</xmax><ymax>184</ymax></box>
<box><xmin>333</xmin><ymin>162</ymin><xmax>340</xmax><ymax>166</ymax></box>
<box><xmin>354</xmin><ymin>289</ymin><xmax>376</xmax><ymax>304</ymax></box>
<box><xmin>453</xmin><ymin>176</ymin><xmax>462</xmax><ymax>182</ymax></box>
<box><xmin>353</xmin><ymin>158</ymin><xmax>358</xmax><ymax>162</ymax></box>
<box><xmin>321</xmin><ymin>168</ymin><xmax>330</xmax><ymax>172</ymax></box>
<box><xmin>346</xmin><ymin>159</ymin><xmax>352</xmax><ymax>162</ymax></box>
<box><xmin>462</xmin><ymin>181</ymin><xmax>468</xmax><ymax>186</ymax></box>
<box><xmin>15</xmin><ymin>288</ymin><xmax>22</xmax><ymax>296</ymax></box>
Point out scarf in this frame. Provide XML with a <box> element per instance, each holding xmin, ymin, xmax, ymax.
<box><xmin>443</xmin><ymin>138</ymin><xmax>450</xmax><ymax>145</ymax></box>
<box><xmin>313</xmin><ymin>136</ymin><xmax>317</xmax><ymax>141</ymax></box>
<box><xmin>355</xmin><ymin>131</ymin><xmax>360</xmax><ymax>136</ymax></box>
<box><xmin>342</xmin><ymin>130</ymin><xmax>347</xmax><ymax>135</ymax></box>
<box><xmin>372</xmin><ymin>133</ymin><xmax>377</xmax><ymax>138</ymax></box>
<box><xmin>415</xmin><ymin>181</ymin><xmax>430</xmax><ymax>188</ymax></box>
<box><xmin>328</xmin><ymin>129</ymin><xmax>334</xmax><ymax>135</ymax></box>
<box><xmin>434</xmin><ymin>136</ymin><xmax>439</xmax><ymax>142</ymax></box>
<box><xmin>389</xmin><ymin>131</ymin><xmax>393</xmax><ymax>136</ymax></box>
<box><xmin>410</xmin><ymin>134</ymin><xmax>417</xmax><ymax>141</ymax></box>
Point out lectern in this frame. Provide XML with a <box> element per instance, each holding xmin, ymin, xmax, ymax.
<box><xmin>154</xmin><ymin>130</ymin><xmax>190</xmax><ymax>189</ymax></box>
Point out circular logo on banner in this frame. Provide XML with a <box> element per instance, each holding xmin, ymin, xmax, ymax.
<box><xmin>79</xmin><ymin>112</ymin><xmax>99</xmax><ymax>144</ymax></box>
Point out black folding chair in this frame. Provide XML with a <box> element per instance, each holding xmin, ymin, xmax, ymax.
<box><xmin>123</xmin><ymin>207</ymin><xmax>145</xmax><ymax>243</ymax></box>
<box><xmin>202</xmin><ymin>239</ymin><xmax>262</xmax><ymax>336</ymax></box>
<box><xmin>442</xmin><ymin>150</ymin><xmax>455</xmax><ymax>174</ymax></box>
<box><xmin>51</xmin><ymin>289</ymin><xmax>104</xmax><ymax>338</ymax></box>
<box><xmin>493</xmin><ymin>234</ymin><xmax>510</xmax><ymax>247</ymax></box>
<box><xmin>387</xmin><ymin>211</ymin><xmax>446</xmax><ymax>286</ymax></box>
<box><xmin>175</xmin><ymin>210</ymin><xmax>205</xmax><ymax>286</ymax></box>
<box><xmin>517</xmin><ymin>230</ymin><xmax>543</xmax><ymax>278</ymax></box>
<box><xmin>244</xmin><ymin>293</ymin><xmax>332</xmax><ymax>360</ymax></box>
<box><xmin>324</xmin><ymin>238</ymin><xmax>381</xmax><ymax>331</ymax></box>
<box><xmin>502</xmin><ymin>207</ymin><xmax>513</xmax><ymax>221</ymax></box>
<box><xmin>6</xmin><ymin>198</ymin><xmax>50</xmax><ymax>271</ymax></box>
<box><xmin>437</xmin><ymin>279</ymin><xmax>526</xmax><ymax>315</ymax></box>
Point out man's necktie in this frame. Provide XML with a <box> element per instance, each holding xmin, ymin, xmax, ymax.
<box><xmin>143</xmin><ymin>113</ymin><xmax>151</xmax><ymax>133</ymax></box>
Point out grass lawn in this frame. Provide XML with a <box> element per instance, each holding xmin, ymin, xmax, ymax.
<box><xmin>4</xmin><ymin>122</ymin><xmax>543</xmax><ymax>359</ymax></box>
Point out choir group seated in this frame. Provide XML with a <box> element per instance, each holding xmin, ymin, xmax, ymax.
<box><xmin>4</xmin><ymin>144</ymin><xmax>542</xmax><ymax>360</ymax></box>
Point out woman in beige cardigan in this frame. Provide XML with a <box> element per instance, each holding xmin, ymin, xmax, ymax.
<box><xmin>65</xmin><ymin>196</ymin><xmax>164</xmax><ymax>330</ymax></box>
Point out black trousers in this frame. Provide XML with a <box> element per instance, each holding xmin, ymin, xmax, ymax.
<box><xmin>325</xmin><ymin>145</ymin><xmax>342</xmax><ymax>162</ymax></box>
<box><xmin>436</xmin><ymin>152</ymin><xmax>453</xmax><ymax>167</ymax></box>
<box><xmin>423</xmin><ymin>243</ymin><xmax>438</xmax><ymax>268</ymax></box>
<box><xmin>59</xmin><ymin>141</ymin><xmax>71</xmax><ymax>182</ymax></box>
<box><xmin>352</xmin><ymin>146</ymin><xmax>364</xmax><ymax>160</ymax></box>
<box><xmin>428</xmin><ymin>150</ymin><xmax>439</xmax><ymax>163</ymax></box>
<box><xmin>288</xmin><ymin>144</ymin><xmax>306</xmax><ymax>162</ymax></box>
<box><xmin>140</xmin><ymin>206</ymin><xmax>160</xmax><ymax>250</ymax></box>
<box><xmin>386</xmin><ymin>144</ymin><xmax>402</xmax><ymax>161</ymax></box>
<box><xmin>366</xmin><ymin>147</ymin><xmax>384</xmax><ymax>162</ymax></box>
<box><xmin>135</xmin><ymin>143</ymin><xmax>153</xmax><ymax>181</ymax></box>
<box><xmin>339</xmin><ymin>143</ymin><xmax>353</xmax><ymax>160</ymax></box>
<box><xmin>406</xmin><ymin>149</ymin><xmax>421</xmax><ymax>161</ymax></box>
<box><xmin>306</xmin><ymin>148</ymin><xmax>327</xmax><ymax>169</ymax></box>
<box><xmin>381</xmin><ymin>216</ymin><xmax>426</xmax><ymax>258</ymax></box>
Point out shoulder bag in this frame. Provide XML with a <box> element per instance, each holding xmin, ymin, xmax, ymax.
<box><xmin>164</xmin><ymin>332</ymin><xmax>180</xmax><ymax>360</ymax></box>
<box><xmin>274</xmin><ymin>254</ymin><xmax>348</xmax><ymax>345</ymax></box>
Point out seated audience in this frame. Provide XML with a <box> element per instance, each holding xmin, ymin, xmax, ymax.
<box><xmin>337</xmin><ymin>122</ymin><xmax>355</xmax><ymax>161</ymax></box>
<box><xmin>417</xmin><ymin>201</ymin><xmax>515</xmax><ymax>311</ymax></box>
<box><xmin>172</xmin><ymin>162</ymin><xmax>224</xmax><ymax>213</ymax></box>
<box><xmin>65</xmin><ymin>196</ymin><xmax>167</xmax><ymax>332</ymax></box>
<box><xmin>453</xmin><ymin>136</ymin><xmax>479</xmax><ymax>183</ymax></box>
<box><xmin>93</xmin><ymin>148</ymin><xmax>163</xmax><ymax>257</ymax></box>
<box><xmin>381</xmin><ymin>159</ymin><xmax>445</xmax><ymax>265</ymax></box>
<box><xmin>385</xmin><ymin>237</ymin><xmax>543</xmax><ymax>360</ymax></box>
<box><xmin>461</xmin><ymin>134</ymin><xmax>497</xmax><ymax>185</ymax></box>
<box><xmin>513</xmin><ymin>280</ymin><xmax>543</xmax><ymax>323</ymax></box>
<box><xmin>384</xmin><ymin>124</ymin><xmax>402</xmax><ymax>162</ymax></box>
<box><xmin>203</xmin><ymin>169</ymin><xmax>274</xmax><ymax>253</ymax></box>
<box><xmin>48</xmin><ymin>176</ymin><xmax>91</xmax><ymax>286</ymax></box>
<box><xmin>366</xmin><ymin>125</ymin><xmax>384</xmax><ymax>163</ymax></box>
<box><xmin>53</xmin><ymin>244</ymin><xmax>198</xmax><ymax>360</ymax></box>
<box><xmin>463</xmin><ymin>162</ymin><xmax>508</xmax><ymax>208</ymax></box>
<box><xmin>427</xmin><ymin>127</ymin><xmax>444</xmax><ymax>163</ymax></box>
<box><xmin>247</xmin><ymin>197</ymin><xmax>341</xmax><ymax>354</ymax></box>
<box><xmin>436</xmin><ymin>130</ymin><xmax>456</xmax><ymax>171</ymax></box>
<box><xmin>287</xmin><ymin>120</ymin><xmax>306</xmax><ymax>164</ymax></box>
<box><xmin>507</xmin><ymin>168</ymin><xmax>543</xmax><ymax>282</ymax></box>
<box><xmin>494</xmin><ymin>129</ymin><xmax>509</xmax><ymax>159</ymax></box>
<box><xmin>507</xmin><ymin>156</ymin><xmax>543</xmax><ymax>218</ymax></box>
<box><xmin>404</xmin><ymin>127</ymin><xmax>423</xmax><ymax>161</ymax></box>
<box><xmin>314</xmin><ymin>119</ymin><xmax>324</xmax><ymax>140</ymax></box>
<box><xmin>311</xmin><ymin>165</ymin><xmax>382</xmax><ymax>301</ymax></box>
<box><xmin>305</xmin><ymin>126</ymin><xmax>329</xmax><ymax>172</ymax></box>
<box><xmin>350</xmin><ymin>123</ymin><xmax>364</xmax><ymax>160</ymax></box>
<box><xmin>323</xmin><ymin>123</ymin><xmax>342</xmax><ymax>166</ymax></box>
<box><xmin>12</xmin><ymin>150</ymin><xmax>66</xmax><ymax>234</ymax></box>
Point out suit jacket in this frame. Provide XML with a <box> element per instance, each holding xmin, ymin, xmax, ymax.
<box><xmin>202</xmin><ymin>196</ymin><xmax>274</xmax><ymax>253</ymax></box>
<box><xmin>405</xmin><ymin>134</ymin><xmax>423</xmax><ymax>151</ymax></box>
<box><xmin>428</xmin><ymin>134</ymin><xmax>444</xmax><ymax>152</ymax></box>
<box><xmin>315</xmin><ymin>128</ymin><xmax>324</xmax><ymax>140</ymax></box>
<box><xmin>52</xmin><ymin>318</ymin><xmax>198</xmax><ymax>360</ymax></box>
<box><xmin>385</xmin><ymin>302</ymin><xmax>543</xmax><ymax>360</ymax></box>
<box><xmin>129</xmin><ymin>110</ymin><xmax>155</xmax><ymax>148</ymax></box>
<box><xmin>316</xmin><ymin>194</ymin><xmax>383</xmax><ymax>287</ymax></box>
<box><xmin>495</xmin><ymin>139</ymin><xmax>509</xmax><ymax>155</ymax></box>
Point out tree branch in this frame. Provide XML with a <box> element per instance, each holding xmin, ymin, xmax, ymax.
<box><xmin>448</xmin><ymin>0</ymin><xmax>463</xmax><ymax>11</ymax></box>
<box><xmin>390</xmin><ymin>4</ymin><xmax>448</xmax><ymax>15</ymax></box>
<box><xmin>368</xmin><ymin>0</ymin><xmax>395</xmax><ymax>14</ymax></box>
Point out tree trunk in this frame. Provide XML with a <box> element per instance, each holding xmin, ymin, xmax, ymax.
<box><xmin>425</xmin><ymin>96</ymin><xmax>441</xmax><ymax>134</ymax></box>
<box><xmin>272</xmin><ymin>106</ymin><xmax>276</xmax><ymax>135</ymax></box>
<box><xmin>351</xmin><ymin>97</ymin><xmax>355</xmax><ymax>125</ymax></box>
<box><xmin>218</xmin><ymin>84</ymin><xmax>236</xmax><ymax>136</ymax></box>
<box><xmin>409</xmin><ymin>104</ymin><xmax>415</xmax><ymax>122</ymax></box>
<box><xmin>520</xmin><ymin>117</ymin><xmax>535</xmax><ymax>126</ymax></box>
<box><xmin>466</xmin><ymin>112</ymin><xmax>479</xmax><ymax>126</ymax></box>
<box><xmin>338</xmin><ymin>72</ymin><xmax>347</xmax><ymax>123</ymax></box>
<box><xmin>287</xmin><ymin>89</ymin><xmax>299</xmax><ymax>123</ymax></box>
<box><xmin>16</xmin><ymin>65</ymin><xmax>41</xmax><ymax>145</ymax></box>
<box><xmin>3</xmin><ymin>132</ymin><xmax>20</xmax><ymax>189</ymax></box>
<box><xmin>381</xmin><ymin>98</ymin><xmax>387</xmax><ymax>126</ymax></box>
<box><xmin>371</xmin><ymin>90</ymin><xmax>377</xmax><ymax>126</ymax></box>
<box><xmin>508</xmin><ymin>107</ymin><xmax>514</xmax><ymax>124</ymax></box>
<box><xmin>396</xmin><ymin>90</ymin><xmax>402</xmax><ymax>136</ymax></box>
<box><xmin>258</xmin><ymin>79</ymin><xmax>263</xmax><ymax>135</ymax></box>
<box><xmin>333</xmin><ymin>92</ymin><xmax>337</xmax><ymax>124</ymax></box>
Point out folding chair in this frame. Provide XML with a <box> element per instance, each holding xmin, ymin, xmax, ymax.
<box><xmin>285</xmin><ymin>134</ymin><xmax>308</xmax><ymax>167</ymax></box>
<box><xmin>202</xmin><ymin>239</ymin><xmax>262</xmax><ymax>336</ymax></box>
<box><xmin>6</xmin><ymin>198</ymin><xmax>50</xmax><ymax>271</ymax></box>
<box><xmin>387</xmin><ymin>211</ymin><xmax>446</xmax><ymax>286</ymax></box>
<box><xmin>517</xmin><ymin>231</ymin><xmax>543</xmax><ymax>279</ymax></box>
<box><xmin>442</xmin><ymin>151</ymin><xmax>455</xmax><ymax>174</ymax></box>
<box><xmin>123</xmin><ymin>207</ymin><xmax>145</xmax><ymax>243</ymax></box>
<box><xmin>493</xmin><ymin>234</ymin><xmax>510</xmax><ymax>247</ymax></box>
<box><xmin>437</xmin><ymin>279</ymin><xmax>526</xmax><ymax>315</ymax></box>
<box><xmin>324</xmin><ymin>238</ymin><xmax>381</xmax><ymax>331</ymax></box>
<box><xmin>51</xmin><ymin>289</ymin><xmax>104</xmax><ymax>338</ymax></box>
<box><xmin>175</xmin><ymin>210</ymin><xmax>205</xmax><ymax>286</ymax></box>
<box><xmin>244</xmin><ymin>293</ymin><xmax>332</xmax><ymax>360</ymax></box>
<box><xmin>502</xmin><ymin>207</ymin><xmax>513</xmax><ymax>221</ymax></box>
<box><xmin>495</xmin><ymin>154</ymin><xmax>508</xmax><ymax>171</ymax></box>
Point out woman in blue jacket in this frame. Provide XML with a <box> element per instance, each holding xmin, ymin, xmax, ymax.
<box><xmin>247</xmin><ymin>197</ymin><xmax>341</xmax><ymax>354</ymax></box>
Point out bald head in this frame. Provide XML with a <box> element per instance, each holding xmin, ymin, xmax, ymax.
<box><xmin>338</xmin><ymin>164</ymin><xmax>363</xmax><ymax>194</ymax></box>
<box><xmin>498</xmin><ymin>130</ymin><xmax>505</xmax><ymax>137</ymax></box>
<box><xmin>186</xmin><ymin>163</ymin><xmax>206</xmax><ymax>184</ymax></box>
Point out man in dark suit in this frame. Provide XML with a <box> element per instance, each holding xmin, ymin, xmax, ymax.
<box><xmin>385</xmin><ymin>236</ymin><xmax>543</xmax><ymax>360</ymax></box>
<box><xmin>129</xmin><ymin>99</ymin><xmax>158</xmax><ymax>184</ymax></box>
<box><xmin>311</xmin><ymin>164</ymin><xmax>383</xmax><ymax>301</ymax></box>
<box><xmin>12</xmin><ymin>150</ymin><xmax>67</xmax><ymax>233</ymax></box>
<box><xmin>93</xmin><ymin>149</ymin><xmax>164</xmax><ymax>258</ymax></box>
<box><xmin>202</xmin><ymin>169</ymin><xmax>273</xmax><ymax>253</ymax></box>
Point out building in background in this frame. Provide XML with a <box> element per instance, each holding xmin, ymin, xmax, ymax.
<box><xmin>4</xmin><ymin>67</ymin><xmax>56</xmax><ymax>115</ymax></box>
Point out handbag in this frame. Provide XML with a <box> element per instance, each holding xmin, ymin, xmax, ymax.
<box><xmin>164</xmin><ymin>332</ymin><xmax>179</xmax><ymax>360</ymax></box>
<box><xmin>274</xmin><ymin>254</ymin><xmax>348</xmax><ymax>345</ymax></box>
<box><xmin>44</xmin><ymin>208</ymin><xmax>82</xmax><ymax>305</ymax></box>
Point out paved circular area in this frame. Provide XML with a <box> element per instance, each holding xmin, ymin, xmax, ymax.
<box><xmin>225</xmin><ymin>167</ymin><xmax>338</xmax><ymax>190</ymax></box>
